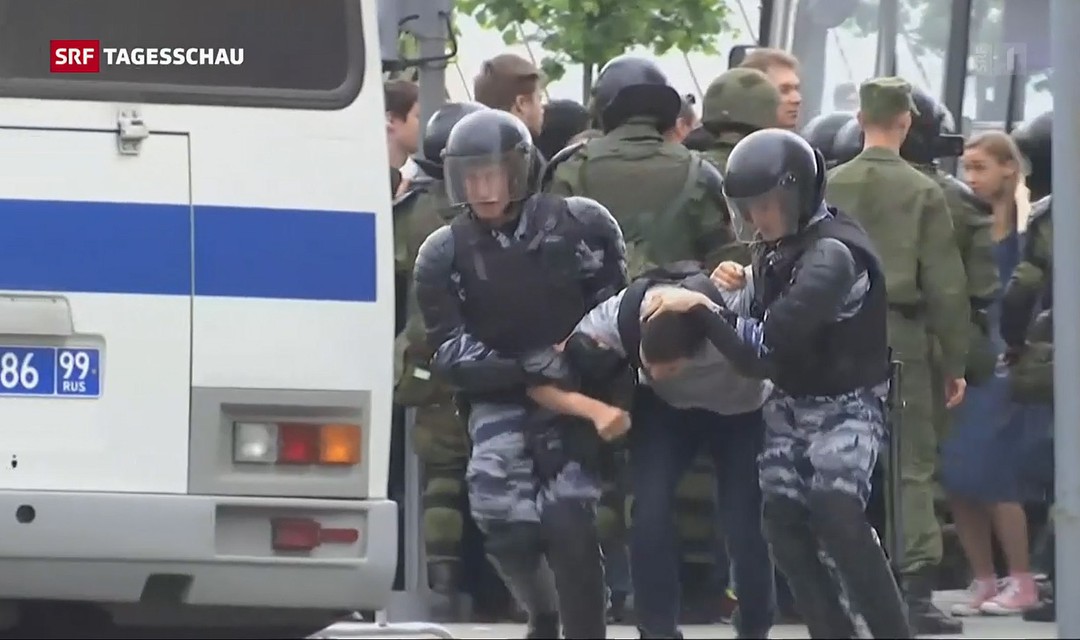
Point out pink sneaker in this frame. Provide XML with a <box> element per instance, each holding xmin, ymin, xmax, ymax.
<box><xmin>951</xmin><ymin>578</ymin><xmax>998</xmax><ymax>616</ymax></box>
<box><xmin>980</xmin><ymin>575</ymin><xmax>1039</xmax><ymax>615</ymax></box>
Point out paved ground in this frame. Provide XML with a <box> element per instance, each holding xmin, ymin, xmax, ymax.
<box><xmin>320</xmin><ymin>617</ymin><xmax>1057</xmax><ymax>639</ymax></box>
<box><xmin>318</xmin><ymin>591</ymin><xmax>1058</xmax><ymax>639</ymax></box>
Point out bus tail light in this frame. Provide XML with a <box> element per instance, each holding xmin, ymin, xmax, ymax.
<box><xmin>232</xmin><ymin>422</ymin><xmax>362</xmax><ymax>466</ymax></box>
<box><xmin>271</xmin><ymin>517</ymin><xmax>360</xmax><ymax>552</ymax></box>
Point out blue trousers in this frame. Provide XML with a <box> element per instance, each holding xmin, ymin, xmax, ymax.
<box><xmin>628</xmin><ymin>387</ymin><xmax>775</xmax><ymax>637</ymax></box>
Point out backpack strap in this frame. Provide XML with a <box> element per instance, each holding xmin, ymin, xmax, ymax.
<box><xmin>658</xmin><ymin>154</ymin><xmax>704</xmax><ymax>220</ymax></box>
<box><xmin>617</xmin><ymin>277</ymin><xmax>654</xmax><ymax>370</ymax></box>
<box><xmin>616</xmin><ymin>262</ymin><xmax>709</xmax><ymax>369</ymax></box>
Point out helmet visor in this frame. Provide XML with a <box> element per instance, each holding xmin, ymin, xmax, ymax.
<box><xmin>444</xmin><ymin>149</ymin><xmax>531</xmax><ymax>209</ymax></box>
<box><xmin>725</xmin><ymin>183</ymin><xmax>802</xmax><ymax>243</ymax></box>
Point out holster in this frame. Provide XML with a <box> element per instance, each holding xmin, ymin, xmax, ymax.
<box><xmin>526</xmin><ymin>411</ymin><xmax>601</xmax><ymax>482</ymax></box>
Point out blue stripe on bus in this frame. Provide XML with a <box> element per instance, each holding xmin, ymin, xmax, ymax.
<box><xmin>0</xmin><ymin>199</ymin><xmax>377</xmax><ymax>302</ymax></box>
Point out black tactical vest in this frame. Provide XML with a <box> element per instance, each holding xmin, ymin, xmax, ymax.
<box><xmin>752</xmin><ymin>210</ymin><xmax>890</xmax><ymax>397</ymax></box>
<box><xmin>451</xmin><ymin>194</ymin><xmax>589</xmax><ymax>356</ymax></box>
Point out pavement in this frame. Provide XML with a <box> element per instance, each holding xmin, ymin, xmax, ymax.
<box><xmin>316</xmin><ymin>591</ymin><xmax>1059</xmax><ymax>639</ymax></box>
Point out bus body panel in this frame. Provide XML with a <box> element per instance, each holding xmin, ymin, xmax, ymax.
<box><xmin>0</xmin><ymin>0</ymin><xmax>397</xmax><ymax>617</ymax></box>
<box><xmin>0</xmin><ymin>129</ymin><xmax>192</xmax><ymax>494</ymax></box>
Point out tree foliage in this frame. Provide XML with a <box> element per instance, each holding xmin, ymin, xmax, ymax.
<box><xmin>456</xmin><ymin>0</ymin><xmax>736</xmax><ymax>82</ymax></box>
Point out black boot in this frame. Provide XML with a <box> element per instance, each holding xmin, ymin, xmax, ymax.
<box><xmin>426</xmin><ymin>560</ymin><xmax>465</xmax><ymax>621</ymax></box>
<box><xmin>484</xmin><ymin>522</ymin><xmax>562</xmax><ymax>638</ymax></box>
<box><xmin>901</xmin><ymin>568</ymin><xmax>964</xmax><ymax>635</ymax></box>
<box><xmin>541</xmin><ymin>500</ymin><xmax>608</xmax><ymax>639</ymax></box>
<box><xmin>806</xmin><ymin>491</ymin><xmax>913</xmax><ymax>639</ymax></box>
<box><xmin>1023</xmin><ymin>597</ymin><xmax>1056</xmax><ymax>622</ymax></box>
<box><xmin>762</xmin><ymin>497</ymin><xmax>858</xmax><ymax>639</ymax></box>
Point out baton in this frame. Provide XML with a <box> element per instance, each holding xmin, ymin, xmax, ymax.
<box><xmin>884</xmin><ymin>358</ymin><xmax>905</xmax><ymax>575</ymax></box>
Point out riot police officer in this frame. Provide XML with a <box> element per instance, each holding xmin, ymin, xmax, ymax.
<box><xmin>393</xmin><ymin>100</ymin><xmax>489</xmax><ymax>618</ymax></box>
<box><xmin>1002</xmin><ymin>113</ymin><xmax>1054</xmax><ymax>408</ymax></box>
<box><xmin>544</xmin><ymin>55</ymin><xmax>737</xmax><ymax>275</ymax></box>
<box><xmin>646</xmin><ymin>128</ymin><xmax>913</xmax><ymax>638</ymax></box>
<box><xmin>1001</xmin><ymin>111</ymin><xmax>1055</xmax><ymax>623</ymax></box>
<box><xmin>830</xmin><ymin>117</ymin><xmax>864</xmax><ymax>168</ymax></box>
<box><xmin>413</xmin><ymin>109</ymin><xmax>628</xmax><ymax>638</ymax></box>
<box><xmin>800</xmin><ymin>111</ymin><xmax>855</xmax><ymax>169</ymax></box>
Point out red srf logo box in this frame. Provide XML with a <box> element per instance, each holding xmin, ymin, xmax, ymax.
<box><xmin>50</xmin><ymin>40</ymin><xmax>101</xmax><ymax>73</ymax></box>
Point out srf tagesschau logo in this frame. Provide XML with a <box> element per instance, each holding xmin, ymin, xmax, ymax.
<box><xmin>50</xmin><ymin>40</ymin><xmax>245</xmax><ymax>73</ymax></box>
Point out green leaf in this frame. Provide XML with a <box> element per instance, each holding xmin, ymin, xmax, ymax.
<box><xmin>455</xmin><ymin>0</ymin><xmax>735</xmax><ymax>68</ymax></box>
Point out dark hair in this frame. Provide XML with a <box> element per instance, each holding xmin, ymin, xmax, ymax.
<box><xmin>640</xmin><ymin>311</ymin><xmax>707</xmax><ymax>364</ymax></box>
<box><xmin>536</xmin><ymin>99</ymin><xmax>590</xmax><ymax>160</ymax></box>
<box><xmin>384</xmin><ymin>79</ymin><xmax>419</xmax><ymax>121</ymax></box>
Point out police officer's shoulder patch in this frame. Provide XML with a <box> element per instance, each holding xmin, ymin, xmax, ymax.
<box><xmin>943</xmin><ymin>174</ymin><xmax>991</xmax><ymax>215</ymax></box>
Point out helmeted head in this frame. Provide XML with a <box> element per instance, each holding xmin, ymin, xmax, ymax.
<box><xmin>900</xmin><ymin>86</ymin><xmax>960</xmax><ymax>164</ymax></box>
<box><xmin>415</xmin><ymin>101</ymin><xmax>488</xmax><ymax>180</ymax></box>
<box><xmin>701</xmin><ymin>67</ymin><xmax>782</xmax><ymax>135</ymax></box>
<box><xmin>832</xmin><ymin>118</ymin><xmax>864</xmax><ymax>166</ymax></box>
<box><xmin>590</xmin><ymin>55</ymin><xmax>682</xmax><ymax>134</ymax></box>
<box><xmin>800</xmin><ymin>111</ymin><xmax>855</xmax><ymax>167</ymax></box>
<box><xmin>443</xmin><ymin>110</ymin><xmax>536</xmax><ymax>222</ymax></box>
<box><xmin>722</xmin><ymin>128</ymin><xmax>826</xmax><ymax>243</ymax></box>
<box><xmin>1011</xmin><ymin>110</ymin><xmax>1052</xmax><ymax>199</ymax></box>
<box><xmin>536</xmin><ymin>99</ymin><xmax>590</xmax><ymax>160</ymax></box>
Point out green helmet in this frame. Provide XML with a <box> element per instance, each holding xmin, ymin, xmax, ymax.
<box><xmin>701</xmin><ymin>68</ymin><xmax>781</xmax><ymax>133</ymax></box>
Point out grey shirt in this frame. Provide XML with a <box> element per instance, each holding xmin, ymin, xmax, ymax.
<box><xmin>574</xmin><ymin>284</ymin><xmax>771</xmax><ymax>416</ymax></box>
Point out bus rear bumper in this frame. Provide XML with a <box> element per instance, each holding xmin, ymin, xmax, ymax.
<box><xmin>0</xmin><ymin>491</ymin><xmax>397</xmax><ymax>612</ymax></box>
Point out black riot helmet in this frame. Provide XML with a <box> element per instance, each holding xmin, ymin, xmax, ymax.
<box><xmin>832</xmin><ymin>118</ymin><xmax>864</xmax><ymax>167</ymax></box>
<box><xmin>801</xmin><ymin>112</ymin><xmax>855</xmax><ymax>165</ymax></box>
<box><xmin>415</xmin><ymin>101</ymin><xmax>488</xmax><ymax>180</ymax></box>
<box><xmin>1012</xmin><ymin>110</ymin><xmax>1052</xmax><ymax>199</ymax></box>
<box><xmin>722</xmin><ymin>129</ymin><xmax>826</xmax><ymax>242</ymax></box>
<box><xmin>900</xmin><ymin>87</ymin><xmax>960</xmax><ymax>164</ymax></box>
<box><xmin>590</xmin><ymin>55</ymin><xmax>682</xmax><ymax>134</ymax></box>
<box><xmin>442</xmin><ymin>109</ymin><xmax>536</xmax><ymax>215</ymax></box>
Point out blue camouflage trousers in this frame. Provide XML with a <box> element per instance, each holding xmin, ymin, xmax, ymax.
<box><xmin>466</xmin><ymin>402</ymin><xmax>602</xmax><ymax>529</ymax></box>
<box><xmin>758</xmin><ymin>383</ymin><xmax>888</xmax><ymax>508</ymax></box>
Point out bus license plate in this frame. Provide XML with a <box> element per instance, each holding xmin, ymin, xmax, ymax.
<box><xmin>0</xmin><ymin>346</ymin><xmax>101</xmax><ymax>398</ymax></box>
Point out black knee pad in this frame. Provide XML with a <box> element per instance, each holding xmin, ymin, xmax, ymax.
<box><xmin>485</xmin><ymin>522</ymin><xmax>545</xmax><ymax>574</ymax></box>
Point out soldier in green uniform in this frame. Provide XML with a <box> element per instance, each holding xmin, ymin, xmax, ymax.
<box><xmin>544</xmin><ymin>55</ymin><xmax>737</xmax><ymax>275</ymax></box>
<box><xmin>393</xmin><ymin>101</ymin><xmax>487</xmax><ymax>618</ymax></box>
<box><xmin>671</xmin><ymin>66</ymin><xmax>785</xmax><ymax>622</ymax></box>
<box><xmin>824</xmin><ymin>77</ymin><xmax>970</xmax><ymax>635</ymax></box>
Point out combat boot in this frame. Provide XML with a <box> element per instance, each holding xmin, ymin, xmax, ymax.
<box><xmin>426</xmin><ymin>560</ymin><xmax>465</xmax><ymax>621</ymax></box>
<box><xmin>901</xmin><ymin>568</ymin><xmax>964</xmax><ymax>634</ymax></box>
<box><xmin>525</xmin><ymin>611</ymin><xmax>561</xmax><ymax>638</ymax></box>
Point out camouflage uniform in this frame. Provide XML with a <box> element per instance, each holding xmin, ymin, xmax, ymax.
<box><xmin>393</xmin><ymin>179</ymin><xmax>472</xmax><ymax>591</ymax></box>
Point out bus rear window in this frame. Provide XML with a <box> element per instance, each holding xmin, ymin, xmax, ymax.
<box><xmin>0</xmin><ymin>0</ymin><xmax>364</xmax><ymax>109</ymax></box>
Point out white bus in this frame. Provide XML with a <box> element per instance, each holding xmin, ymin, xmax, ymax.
<box><xmin>0</xmin><ymin>0</ymin><xmax>396</xmax><ymax>634</ymax></box>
